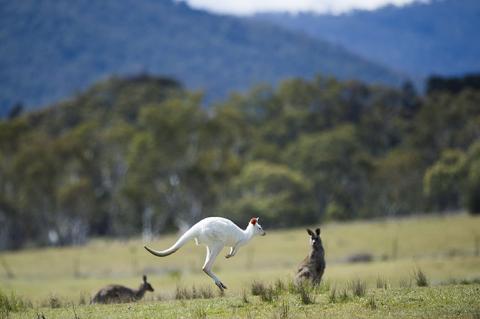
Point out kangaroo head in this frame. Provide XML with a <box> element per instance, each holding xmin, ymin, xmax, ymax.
<box><xmin>306</xmin><ymin>228</ymin><xmax>323</xmax><ymax>250</ymax></box>
<box><xmin>141</xmin><ymin>275</ymin><xmax>155</xmax><ymax>292</ymax></box>
<box><xmin>250</xmin><ymin>217</ymin><xmax>266</xmax><ymax>236</ymax></box>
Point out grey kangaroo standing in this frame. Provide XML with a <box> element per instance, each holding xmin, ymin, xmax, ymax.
<box><xmin>91</xmin><ymin>275</ymin><xmax>154</xmax><ymax>304</ymax></box>
<box><xmin>295</xmin><ymin>228</ymin><xmax>325</xmax><ymax>285</ymax></box>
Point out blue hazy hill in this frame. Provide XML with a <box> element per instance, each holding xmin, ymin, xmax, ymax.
<box><xmin>256</xmin><ymin>0</ymin><xmax>480</xmax><ymax>80</ymax></box>
<box><xmin>0</xmin><ymin>0</ymin><xmax>403</xmax><ymax>115</ymax></box>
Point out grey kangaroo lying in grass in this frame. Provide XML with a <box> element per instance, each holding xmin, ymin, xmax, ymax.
<box><xmin>295</xmin><ymin>228</ymin><xmax>325</xmax><ymax>285</ymax></box>
<box><xmin>91</xmin><ymin>275</ymin><xmax>154</xmax><ymax>304</ymax></box>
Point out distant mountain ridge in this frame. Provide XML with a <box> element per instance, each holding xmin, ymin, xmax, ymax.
<box><xmin>0</xmin><ymin>0</ymin><xmax>403</xmax><ymax>115</ymax></box>
<box><xmin>255</xmin><ymin>0</ymin><xmax>480</xmax><ymax>80</ymax></box>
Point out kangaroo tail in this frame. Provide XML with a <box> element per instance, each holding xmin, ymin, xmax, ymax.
<box><xmin>144</xmin><ymin>227</ymin><xmax>197</xmax><ymax>257</ymax></box>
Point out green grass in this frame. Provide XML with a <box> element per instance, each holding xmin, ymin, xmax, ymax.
<box><xmin>0</xmin><ymin>290</ymin><xmax>31</xmax><ymax>318</ymax></box>
<box><xmin>8</xmin><ymin>284</ymin><xmax>480</xmax><ymax>319</ymax></box>
<box><xmin>1</xmin><ymin>213</ymin><xmax>480</xmax><ymax>318</ymax></box>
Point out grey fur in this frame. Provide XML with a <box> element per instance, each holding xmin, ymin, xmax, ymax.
<box><xmin>295</xmin><ymin>228</ymin><xmax>326</xmax><ymax>285</ymax></box>
<box><xmin>91</xmin><ymin>275</ymin><xmax>154</xmax><ymax>304</ymax></box>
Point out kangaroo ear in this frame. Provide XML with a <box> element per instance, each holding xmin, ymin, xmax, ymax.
<box><xmin>315</xmin><ymin>228</ymin><xmax>321</xmax><ymax>235</ymax></box>
<box><xmin>250</xmin><ymin>217</ymin><xmax>257</xmax><ymax>225</ymax></box>
<box><xmin>143</xmin><ymin>275</ymin><xmax>147</xmax><ymax>283</ymax></box>
<box><xmin>306</xmin><ymin>229</ymin><xmax>314</xmax><ymax>236</ymax></box>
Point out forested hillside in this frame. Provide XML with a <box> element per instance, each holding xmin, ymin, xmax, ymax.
<box><xmin>1</xmin><ymin>73</ymin><xmax>479</xmax><ymax>250</ymax></box>
<box><xmin>0</xmin><ymin>0</ymin><xmax>402</xmax><ymax>116</ymax></box>
<box><xmin>256</xmin><ymin>0</ymin><xmax>480</xmax><ymax>79</ymax></box>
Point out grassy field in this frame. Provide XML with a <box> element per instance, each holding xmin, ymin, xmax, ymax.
<box><xmin>1</xmin><ymin>213</ymin><xmax>480</xmax><ymax>318</ymax></box>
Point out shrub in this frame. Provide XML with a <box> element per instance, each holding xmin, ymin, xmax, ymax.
<box><xmin>413</xmin><ymin>268</ymin><xmax>429</xmax><ymax>287</ymax></box>
<box><xmin>0</xmin><ymin>290</ymin><xmax>31</xmax><ymax>317</ymax></box>
<box><xmin>250</xmin><ymin>281</ymin><xmax>279</xmax><ymax>302</ymax></box>
<box><xmin>48</xmin><ymin>296</ymin><xmax>62</xmax><ymax>308</ymax></box>
<box><xmin>349</xmin><ymin>279</ymin><xmax>367</xmax><ymax>297</ymax></box>
<box><xmin>175</xmin><ymin>285</ymin><xmax>214</xmax><ymax>300</ymax></box>
<box><xmin>299</xmin><ymin>287</ymin><xmax>315</xmax><ymax>305</ymax></box>
<box><xmin>251</xmin><ymin>281</ymin><xmax>266</xmax><ymax>296</ymax></box>
<box><xmin>339</xmin><ymin>288</ymin><xmax>350</xmax><ymax>302</ymax></box>
<box><xmin>376</xmin><ymin>277</ymin><xmax>388</xmax><ymax>289</ymax></box>
<box><xmin>296</xmin><ymin>282</ymin><xmax>315</xmax><ymax>305</ymax></box>
<box><xmin>175</xmin><ymin>286</ymin><xmax>191</xmax><ymax>300</ymax></box>
<box><xmin>199</xmin><ymin>286</ymin><xmax>214</xmax><ymax>299</ymax></box>
<box><xmin>260</xmin><ymin>286</ymin><xmax>277</xmax><ymax>303</ymax></box>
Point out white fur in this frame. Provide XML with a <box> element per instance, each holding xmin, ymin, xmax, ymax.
<box><xmin>144</xmin><ymin>217</ymin><xmax>266</xmax><ymax>290</ymax></box>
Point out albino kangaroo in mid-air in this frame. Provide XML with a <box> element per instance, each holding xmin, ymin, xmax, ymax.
<box><xmin>144</xmin><ymin>217</ymin><xmax>266</xmax><ymax>291</ymax></box>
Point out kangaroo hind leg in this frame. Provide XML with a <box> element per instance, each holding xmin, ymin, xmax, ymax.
<box><xmin>202</xmin><ymin>244</ymin><xmax>227</xmax><ymax>291</ymax></box>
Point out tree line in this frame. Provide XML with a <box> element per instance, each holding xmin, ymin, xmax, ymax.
<box><xmin>1</xmin><ymin>74</ymin><xmax>479</xmax><ymax>250</ymax></box>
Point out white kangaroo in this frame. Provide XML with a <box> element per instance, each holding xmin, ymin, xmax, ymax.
<box><xmin>144</xmin><ymin>217</ymin><xmax>266</xmax><ymax>291</ymax></box>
